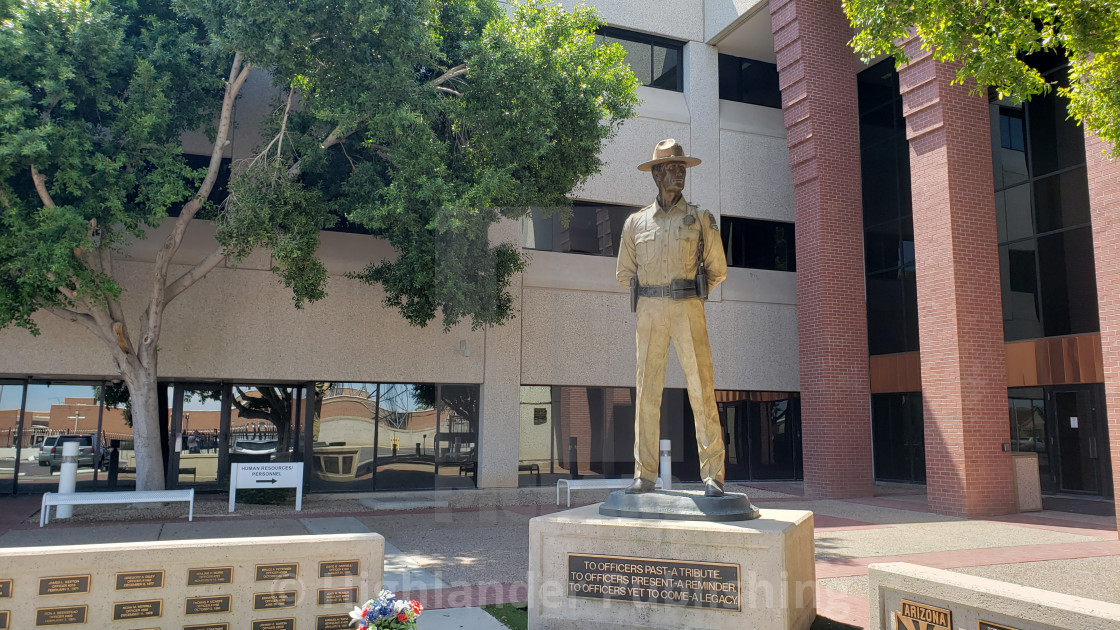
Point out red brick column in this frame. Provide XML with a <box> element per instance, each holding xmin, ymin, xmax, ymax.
<box><xmin>1084</xmin><ymin>134</ymin><xmax>1120</xmax><ymax>536</ymax></box>
<box><xmin>897</xmin><ymin>41</ymin><xmax>1014</xmax><ymax>517</ymax></box>
<box><xmin>770</xmin><ymin>0</ymin><xmax>874</xmax><ymax>498</ymax></box>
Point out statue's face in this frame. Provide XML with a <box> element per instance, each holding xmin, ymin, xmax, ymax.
<box><xmin>652</xmin><ymin>161</ymin><xmax>686</xmax><ymax>199</ymax></box>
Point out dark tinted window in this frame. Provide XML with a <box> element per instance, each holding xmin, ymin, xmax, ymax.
<box><xmin>858</xmin><ymin>58</ymin><xmax>918</xmax><ymax>355</ymax></box>
<box><xmin>596</xmin><ymin>27</ymin><xmax>684</xmax><ymax>92</ymax></box>
<box><xmin>522</xmin><ymin>201</ymin><xmax>639</xmax><ymax>256</ymax></box>
<box><xmin>717</xmin><ymin>54</ymin><xmax>781</xmax><ymax>108</ymax></box>
<box><xmin>871</xmin><ymin>393</ymin><xmax>925</xmax><ymax>483</ymax></box>
<box><xmin>990</xmin><ymin>59</ymin><xmax>1097</xmax><ymax>341</ymax></box>
<box><xmin>720</xmin><ymin>216</ymin><xmax>796</xmax><ymax>271</ymax></box>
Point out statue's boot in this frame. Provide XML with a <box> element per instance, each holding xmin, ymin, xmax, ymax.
<box><xmin>626</xmin><ymin>478</ymin><xmax>657</xmax><ymax>494</ymax></box>
<box><xmin>704</xmin><ymin>479</ymin><xmax>724</xmax><ymax>497</ymax></box>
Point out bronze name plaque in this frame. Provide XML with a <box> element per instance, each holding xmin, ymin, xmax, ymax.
<box><xmin>0</xmin><ymin>610</ymin><xmax>8</xmax><ymax>629</ymax></box>
<box><xmin>184</xmin><ymin>624</ymin><xmax>230</xmax><ymax>630</ymax></box>
<box><xmin>979</xmin><ymin>623</ymin><xmax>1020</xmax><ymax>630</ymax></box>
<box><xmin>251</xmin><ymin>618</ymin><xmax>295</xmax><ymax>630</ymax></box>
<box><xmin>254</xmin><ymin>591</ymin><xmax>297</xmax><ymax>610</ymax></box>
<box><xmin>315</xmin><ymin>614</ymin><xmax>352</xmax><ymax>630</ymax></box>
<box><xmin>567</xmin><ymin>554</ymin><xmax>740</xmax><ymax>611</ymax></box>
<box><xmin>319</xmin><ymin>560</ymin><xmax>360</xmax><ymax>578</ymax></box>
<box><xmin>0</xmin><ymin>580</ymin><xmax>10</xmax><ymax>598</ymax></box>
<box><xmin>115</xmin><ymin>570</ymin><xmax>164</xmax><ymax>590</ymax></box>
<box><xmin>34</xmin><ymin>605</ymin><xmax>87</xmax><ymax>626</ymax></box>
<box><xmin>256</xmin><ymin>563</ymin><xmax>298</xmax><ymax>581</ymax></box>
<box><xmin>895</xmin><ymin>600</ymin><xmax>951</xmax><ymax>630</ymax></box>
<box><xmin>188</xmin><ymin>566</ymin><xmax>234</xmax><ymax>586</ymax></box>
<box><xmin>37</xmin><ymin>575</ymin><xmax>90</xmax><ymax>596</ymax></box>
<box><xmin>112</xmin><ymin>599</ymin><xmax>162</xmax><ymax>620</ymax></box>
<box><xmin>185</xmin><ymin>594</ymin><xmax>232</xmax><ymax>615</ymax></box>
<box><xmin>318</xmin><ymin>587</ymin><xmax>358</xmax><ymax>605</ymax></box>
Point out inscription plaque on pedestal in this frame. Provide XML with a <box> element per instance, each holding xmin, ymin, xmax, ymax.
<box><xmin>188</xmin><ymin>567</ymin><xmax>234</xmax><ymax>586</ymax></box>
<box><xmin>0</xmin><ymin>580</ymin><xmax>10</xmax><ymax>598</ymax></box>
<box><xmin>317</xmin><ymin>587</ymin><xmax>358</xmax><ymax>605</ymax></box>
<box><xmin>979</xmin><ymin>622</ymin><xmax>1020</xmax><ymax>630</ymax></box>
<box><xmin>256</xmin><ymin>563</ymin><xmax>298</xmax><ymax>581</ymax></box>
<box><xmin>251</xmin><ymin>618</ymin><xmax>295</xmax><ymax>630</ymax></box>
<box><xmin>112</xmin><ymin>599</ymin><xmax>162</xmax><ymax>620</ymax></box>
<box><xmin>319</xmin><ymin>560</ymin><xmax>359</xmax><ymax>578</ymax></box>
<box><xmin>37</xmin><ymin>576</ymin><xmax>90</xmax><ymax>596</ymax></box>
<box><xmin>115</xmin><ymin>570</ymin><xmax>164</xmax><ymax>590</ymax></box>
<box><xmin>0</xmin><ymin>610</ymin><xmax>8</xmax><ymax>629</ymax></box>
<box><xmin>253</xmin><ymin>591</ymin><xmax>297</xmax><ymax>610</ymax></box>
<box><xmin>34</xmin><ymin>605</ymin><xmax>87</xmax><ymax>626</ymax></box>
<box><xmin>184</xmin><ymin>624</ymin><xmax>229</xmax><ymax>630</ymax></box>
<box><xmin>185</xmin><ymin>594</ymin><xmax>232</xmax><ymax>615</ymax></box>
<box><xmin>567</xmin><ymin>554</ymin><xmax>741</xmax><ymax>611</ymax></box>
<box><xmin>315</xmin><ymin>614</ymin><xmax>351</xmax><ymax>630</ymax></box>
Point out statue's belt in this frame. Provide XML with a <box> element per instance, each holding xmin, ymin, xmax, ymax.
<box><xmin>638</xmin><ymin>279</ymin><xmax>698</xmax><ymax>299</ymax></box>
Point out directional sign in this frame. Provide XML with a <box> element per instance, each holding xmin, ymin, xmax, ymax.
<box><xmin>229</xmin><ymin>463</ymin><xmax>303</xmax><ymax>513</ymax></box>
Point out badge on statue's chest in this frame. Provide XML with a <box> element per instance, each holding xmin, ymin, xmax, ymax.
<box><xmin>682</xmin><ymin>214</ymin><xmax>696</xmax><ymax>226</ymax></box>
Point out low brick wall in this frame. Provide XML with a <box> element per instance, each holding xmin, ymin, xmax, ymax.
<box><xmin>0</xmin><ymin>533</ymin><xmax>384</xmax><ymax>629</ymax></box>
<box><xmin>869</xmin><ymin>562</ymin><xmax>1120</xmax><ymax>630</ymax></box>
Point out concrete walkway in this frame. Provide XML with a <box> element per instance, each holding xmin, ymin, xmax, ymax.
<box><xmin>1</xmin><ymin>484</ymin><xmax>1115</xmax><ymax>628</ymax></box>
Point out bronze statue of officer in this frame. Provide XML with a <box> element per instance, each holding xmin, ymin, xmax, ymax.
<box><xmin>616</xmin><ymin>139</ymin><xmax>728</xmax><ymax>497</ymax></box>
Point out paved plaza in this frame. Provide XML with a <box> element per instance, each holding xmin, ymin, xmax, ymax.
<box><xmin>0</xmin><ymin>483</ymin><xmax>1116</xmax><ymax>628</ymax></box>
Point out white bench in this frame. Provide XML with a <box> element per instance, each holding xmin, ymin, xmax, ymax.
<box><xmin>40</xmin><ymin>489</ymin><xmax>195</xmax><ymax>527</ymax></box>
<box><xmin>556</xmin><ymin>478</ymin><xmax>664</xmax><ymax>507</ymax></box>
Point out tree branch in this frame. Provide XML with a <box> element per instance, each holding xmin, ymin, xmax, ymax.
<box><xmin>41</xmin><ymin>305</ymin><xmax>113</xmax><ymax>347</ymax></box>
<box><xmin>276</xmin><ymin>88</ymin><xmax>294</xmax><ymax>165</ymax></box>
<box><xmin>435</xmin><ymin>86</ymin><xmax>462</xmax><ymax>97</ymax></box>
<box><xmin>143</xmin><ymin>52</ymin><xmax>251</xmax><ymax>358</ymax></box>
<box><xmin>165</xmin><ymin>245</ymin><xmax>227</xmax><ymax>303</ymax></box>
<box><xmin>429</xmin><ymin>64</ymin><xmax>468</xmax><ymax>88</ymax></box>
<box><xmin>321</xmin><ymin>127</ymin><xmax>355</xmax><ymax>150</ymax></box>
<box><xmin>30</xmin><ymin>165</ymin><xmax>56</xmax><ymax>207</ymax></box>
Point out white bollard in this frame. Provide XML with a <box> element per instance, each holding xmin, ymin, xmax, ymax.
<box><xmin>57</xmin><ymin>440</ymin><xmax>79</xmax><ymax>518</ymax></box>
<box><xmin>659</xmin><ymin>439</ymin><xmax>672</xmax><ymax>490</ymax></box>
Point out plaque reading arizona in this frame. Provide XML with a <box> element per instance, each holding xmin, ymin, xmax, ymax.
<box><xmin>567</xmin><ymin>554</ymin><xmax>740</xmax><ymax>611</ymax></box>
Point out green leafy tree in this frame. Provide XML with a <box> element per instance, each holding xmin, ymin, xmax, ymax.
<box><xmin>0</xmin><ymin>0</ymin><xmax>638</xmax><ymax>490</ymax></box>
<box><xmin>843</xmin><ymin>0</ymin><xmax>1120</xmax><ymax>152</ymax></box>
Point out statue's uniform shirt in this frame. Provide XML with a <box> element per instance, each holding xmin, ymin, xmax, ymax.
<box><xmin>616</xmin><ymin>197</ymin><xmax>728</xmax><ymax>485</ymax></box>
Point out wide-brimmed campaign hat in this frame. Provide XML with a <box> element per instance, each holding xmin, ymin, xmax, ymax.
<box><xmin>637</xmin><ymin>138</ymin><xmax>702</xmax><ymax>172</ymax></box>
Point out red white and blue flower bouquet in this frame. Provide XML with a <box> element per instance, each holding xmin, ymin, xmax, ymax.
<box><xmin>349</xmin><ymin>590</ymin><xmax>424</xmax><ymax>629</ymax></box>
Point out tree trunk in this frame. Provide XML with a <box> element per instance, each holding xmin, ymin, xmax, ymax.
<box><xmin>122</xmin><ymin>366</ymin><xmax>165</xmax><ymax>490</ymax></box>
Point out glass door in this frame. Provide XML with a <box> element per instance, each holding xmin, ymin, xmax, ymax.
<box><xmin>1050</xmin><ymin>386</ymin><xmax>1112</xmax><ymax>496</ymax></box>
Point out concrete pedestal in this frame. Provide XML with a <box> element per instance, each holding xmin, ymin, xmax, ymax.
<box><xmin>529</xmin><ymin>504</ymin><xmax>815</xmax><ymax>630</ymax></box>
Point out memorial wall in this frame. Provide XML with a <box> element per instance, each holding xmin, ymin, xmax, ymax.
<box><xmin>0</xmin><ymin>533</ymin><xmax>384</xmax><ymax>629</ymax></box>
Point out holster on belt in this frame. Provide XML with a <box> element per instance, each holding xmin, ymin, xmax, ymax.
<box><xmin>630</xmin><ymin>277</ymin><xmax>638</xmax><ymax>313</ymax></box>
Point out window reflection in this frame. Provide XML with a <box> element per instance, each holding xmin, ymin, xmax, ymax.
<box><xmin>518</xmin><ymin>386</ymin><xmax>802</xmax><ymax>486</ymax></box>
<box><xmin>990</xmin><ymin>58</ymin><xmax>1097</xmax><ymax>341</ymax></box>
<box><xmin>0</xmin><ymin>382</ymin><xmax>24</xmax><ymax>494</ymax></box>
<box><xmin>858</xmin><ymin>59</ymin><xmax>919</xmax><ymax>356</ymax></box>
<box><xmin>310</xmin><ymin>382</ymin><xmax>479</xmax><ymax>492</ymax></box>
<box><xmin>721</xmin><ymin>217</ymin><xmax>796</xmax><ymax>272</ymax></box>
<box><xmin>1008</xmin><ymin>388</ymin><xmax>1053</xmax><ymax>492</ymax></box>
<box><xmin>175</xmin><ymin>386</ymin><xmax>223</xmax><ymax>486</ymax></box>
<box><xmin>717</xmin><ymin>54</ymin><xmax>782</xmax><ymax>109</ymax></box>
<box><xmin>522</xmin><ymin>202</ymin><xmax>638</xmax><ymax>256</ymax></box>
<box><xmin>595</xmin><ymin>27</ymin><xmax>684</xmax><ymax>92</ymax></box>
